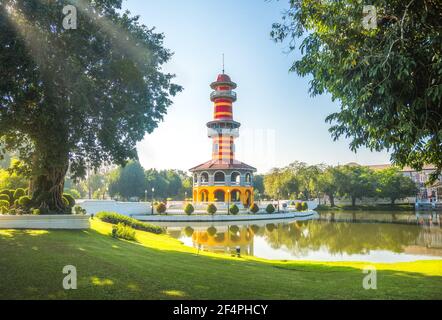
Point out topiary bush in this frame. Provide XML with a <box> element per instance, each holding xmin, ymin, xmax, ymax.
<box><xmin>302</xmin><ymin>202</ymin><xmax>308</xmax><ymax>211</ymax></box>
<box><xmin>32</xmin><ymin>208</ymin><xmax>41</xmax><ymax>215</ymax></box>
<box><xmin>63</xmin><ymin>193</ymin><xmax>76</xmax><ymax>207</ymax></box>
<box><xmin>155</xmin><ymin>202</ymin><xmax>167</xmax><ymax>214</ymax></box>
<box><xmin>96</xmin><ymin>212</ymin><xmax>163</xmax><ymax>234</ymax></box>
<box><xmin>250</xmin><ymin>203</ymin><xmax>259</xmax><ymax>214</ymax></box>
<box><xmin>184</xmin><ymin>226</ymin><xmax>194</xmax><ymax>237</ymax></box>
<box><xmin>18</xmin><ymin>196</ymin><xmax>32</xmax><ymax>208</ymax></box>
<box><xmin>0</xmin><ymin>194</ymin><xmax>10</xmax><ymax>202</ymax></box>
<box><xmin>184</xmin><ymin>203</ymin><xmax>194</xmax><ymax>215</ymax></box>
<box><xmin>111</xmin><ymin>223</ymin><xmax>136</xmax><ymax>241</ymax></box>
<box><xmin>74</xmin><ymin>206</ymin><xmax>87</xmax><ymax>215</ymax></box>
<box><xmin>229</xmin><ymin>204</ymin><xmax>239</xmax><ymax>215</ymax></box>
<box><xmin>207</xmin><ymin>203</ymin><xmax>217</xmax><ymax>215</ymax></box>
<box><xmin>295</xmin><ymin>202</ymin><xmax>303</xmax><ymax>211</ymax></box>
<box><xmin>13</xmin><ymin>188</ymin><xmax>26</xmax><ymax>200</ymax></box>
<box><xmin>229</xmin><ymin>225</ymin><xmax>240</xmax><ymax>234</ymax></box>
<box><xmin>265</xmin><ymin>204</ymin><xmax>275</xmax><ymax>214</ymax></box>
<box><xmin>0</xmin><ymin>200</ymin><xmax>9</xmax><ymax>214</ymax></box>
<box><xmin>207</xmin><ymin>226</ymin><xmax>217</xmax><ymax>236</ymax></box>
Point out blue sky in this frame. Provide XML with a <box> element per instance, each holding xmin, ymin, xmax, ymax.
<box><xmin>123</xmin><ymin>0</ymin><xmax>391</xmax><ymax>174</ymax></box>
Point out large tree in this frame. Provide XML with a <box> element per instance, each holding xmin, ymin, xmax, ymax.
<box><xmin>108</xmin><ymin>161</ymin><xmax>145</xmax><ymax>200</ymax></box>
<box><xmin>272</xmin><ymin>0</ymin><xmax>442</xmax><ymax>180</ymax></box>
<box><xmin>337</xmin><ymin>165</ymin><xmax>377</xmax><ymax>207</ymax></box>
<box><xmin>0</xmin><ymin>0</ymin><xmax>181</xmax><ymax>212</ymax></box>
<box><xmin>376</xmin><ymin>167</ymin><xmax>418</xmax><ymax>204</ymax></box>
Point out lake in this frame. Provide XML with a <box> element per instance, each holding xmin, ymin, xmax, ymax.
<box><xmin>160</xmin><ymin>211</ymin><xmax>442</xmax><ymax>262</ymax></box>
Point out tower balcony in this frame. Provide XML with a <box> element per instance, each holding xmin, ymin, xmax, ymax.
<box><xmin>210</xmin><ymin>90</ymin><xmax>237</xmax><ymax>102</ymax></box>
<box><xmin>207</xmin><ymin>127</ymin><xmax>239</xmax><ymax>138</ymax></box>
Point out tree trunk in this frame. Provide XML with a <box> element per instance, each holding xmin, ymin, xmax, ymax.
<box><xmin>329</xmin><ymin>194</ymin><xmax>335</xmax><ymax>207</ymax></box>
<box><xmin>391</xmin><ymin>198</ymin><xmax>395</xmax><ymax>205</ymax></box>
<box><xmin>29</xmin><ymin>164</ymin><xmax>68</xmax><ymax>213</ymax></box>
<box><xmin>351</xmin><ymin>197</ymin><xmax>356</xmax><ymax>207</ymax></box>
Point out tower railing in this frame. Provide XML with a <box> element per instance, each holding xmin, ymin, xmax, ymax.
<box><xmin>210</xmin><ymin>90</ymin><xmax>237</xmax><ymax>101</ymax></box>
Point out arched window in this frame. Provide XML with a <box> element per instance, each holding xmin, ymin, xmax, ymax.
<box><xmin>201</xmin><ymin>172</ymin><xmax>209</xmax><ymax>184</ymax></box>
<box><xmin>214</xmin><ymin>171</ymin><xmax>225</xmax><ymax>183</ymax></box>
<box><xmin>231</xmin><ymin>172</ymin><xmax>240</xmax><ymax>184</ymax></box>
<box><xmin>245</xmin><ymin>173</ymin><xmax>252</xmax><ymax>184</ymax></box>
<box><xmin>193</xmin><ymin>174</ymin><xmax>198</xmax><ymax>184</ymax></box>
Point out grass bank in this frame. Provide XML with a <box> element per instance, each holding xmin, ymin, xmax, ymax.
<box><xmin>0</xmin><ymin>219</ymin><xmax>441</xmax><ymax>299</ymax></box>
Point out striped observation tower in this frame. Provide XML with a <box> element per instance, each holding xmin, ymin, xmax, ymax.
<box><xmin>190</xmin><ymin>67</ymin><xmax>256</xmax><ymax>207</ymax></box>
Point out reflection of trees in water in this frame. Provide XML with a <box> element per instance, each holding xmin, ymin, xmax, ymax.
<box><xmin>262</xmin><ymin>221</ymin><xmax>421</xmax><ymax>255</ymax></box>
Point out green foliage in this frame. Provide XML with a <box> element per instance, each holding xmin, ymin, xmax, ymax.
<box><xmin>207</xmin><ymin>204</ymin><xmax>217</xmax><ymax>215</ymax></box>
<box><xmin>272</xmin><ymin>0</ymin><xmax>442</xmax><ymax>180</ymax></box>
<box><xmin>0</xmin><ymin>206</ymin><xmax>8</xmax><ymax>214</ymax></box>
<box><xmin>302</xmin><ymin>202</ymin><xmax>308</xmax><ymax>211</ymax></box>
<box><xmin>184</xmin><ymin>226</ymin><xmax>194</xmax><ymax>237</ymax></box>
<box><xmin>0</xmin><ymin>194</ymin><xmax>9</xmax><ymax>202</ymax></box>
<box><xmin>32</xmin><ymin>208</ymin><xmax>41</xmax><ymax>215</ymax></box>
<box><xmin>74</xmin><ymin>206</ymin><xmax>87</xmax><ymax>215</ymax></box>
<box><xmin>108</xmin><ymin>161</ymin><xmax>146</xmax><ymax>200</ymax></box>
<box><xmin>266</xmin><ymin>204</ymin><xmax>275</xmax><ymax>214</ymax></box>
<box><xmin>0</xmin><ymin>199</ymin><xmax>10</xmax><ymax>209</ymax></box>
<box><xmin>155</xmin><ymin>202</ymin><xmax>167</xmax><ymax>214</ymax></box>
<box><xmin>229</xmin><ymin>225</ymin><xmax>240</xmax><ymax>234</ymax></box>
<box><xmin>207</xmin><ymin>226</ymin><xmax>217</xmax><ymax>236</ymax></box>
<box><xmin>66</xmin><ymin>189</ymin><xmax>81</xmax><ymax>199</ymax></box>
<box><xmin>18</xmin><ymin>196</ymin><xmax>31</xmax><ymax>208</ymax></box>
<box><xmin>295</xmin><ymin>202</ymin><xmax>303</xmax><ymax>211</ymax></box>
<box><xmin>229</xmin><ymin>204</ymin><xmax>239</xmax><ymax>215</ymax></box>
<box><xmin>96</xmin><ymin>212</ymin><xmax>163</xmax><ymax>234</ymax></box>
<box><xmin>62</xmin><ymin>194</ymin><xmax>76</xmax><ymax>208</ymax></box>
<box><xmin>111</xmin><ymin>223</ymin><xmax>136</xmax><ymax>241</ymax></box>
<box><xmin>13</xmin><ymin>188</ymin><xmax>26</xmax><ymax>200</ymax></box>
<box><xmin>0</xmin><ymin>1</ymin><xmax>182</xmax><ymax>211</ymax></box>
<box><xmin>376</xmin><ymin>168</ymin><xmax>418</xmax><ymax>204</ymax></box>
<box><xmin>184</xmin><ymin>203</ymin><xmax>194</xmax><ymax>215</ymax></box>
<box><xmin>337</xmin><ymin>165</ymin><xmax>377</xmax><ymax>206</ymax></box>
<box><xmin>250</xmin><ymin>203</ymin><xmax>260</xmax><ymax>214</ymax></box>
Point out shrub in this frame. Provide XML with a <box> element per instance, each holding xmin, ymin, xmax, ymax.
<box><xmin>0</xmin><ymin>199</ymin><xmax>9</xmax><ymax>209</ymax></box>
<box><xmin>74</xmin><ymin>206</ymin><xmax>87</xmax><ymax>215</ymax></box>
<box><xmin>62</xmin><ymin>196</ymin><xmax>69</xmax><ymax>208</ymax></box>
<box><xmin>207</xmin><ymin>204</ymin><xmax>217</xmax><ymax>215</ymax></box>
<box><xmin>67</xmin><ymin>189</ymin><xmax>81</xmax><ymax>199</ymax></box>
<box><xmin>265</xmin><ymin>223</ymin><xmax>276</xmax><ymax>232</ymax></box>
<box><xmin>13</xmin><ymin>188</ymin><xmax>26</xmax><ymax>200</ymax></box>
<box><xmin>184</xmin><ymin>226</ymin><xmax>194</xmax><ymax>237</ymax></box>
<box><xmin>111</xmin><ymin>223</ymin><xmax>136</xmax><ymax>241</ymax></box>
<box><xmin>32</xmin><ymin>208</ymin><xmax>41</xmax><ymax>215</ymax></box>
<box><xmin>229</xmin><ymin>225</ymin><xmax>240</xmax><ymax>234</ymax></box>
<box><xmin>302</xmin><ymin>202</ymin><xmax>308</xmax><ymax>211</ymax></box>
<box><xmin>96</xmin><ymin>212</ymin><xmax>163</xmax><ymax>234</ymax></box>
<box><xmin>155</xmin><ymin>202</ymin><xmax>167</xmax><ymax>214</ymax></box>
<box><xmin>250</xmin><ymin>203</ymin><xmax>259</xmax><ymax>214</ymax></box>
<box><xmin>229</xmin><ymin>204</ymin><xmax>239</xmax><ymax>215</ymax></box>
<box><xmin>265</xmin><ymin>204</ymin><xmax>275</xmax><ymax>214</ymax></box>
<box><xmin>0</xmin><ymin>206</ymin><xmax>9</xmax><ymax>214</ymax></box>
<box><xmin>63</xmin><ymin>193</ymin><xmax>76</xmax><ymax>207</ymax></box>
<box><xmin>207</xmin><ymin>226</ymin><xmax>217</xmax><ymax>236</ymax></box>
<box><xmin>18</xmin><ymin>196</ymin><xmax>32</xmax><ymax>208</ymax></box>
<box><xmin>295</xmin><ymin>202</ymin><xmax>303</xmax><ymax>211</ymax></box>
<box><xmin>0</xmin><ymin>194</ymin><xmax>10</xmax><ymax>202</ymax></box>
<box><xmin>184</xmin><ymin>203</ymin><xmax>194</xmax><ymax>215</ymax></box>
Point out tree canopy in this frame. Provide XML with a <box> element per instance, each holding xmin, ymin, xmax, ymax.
<box><xmin>272</xmin><ymin>0</ymin><xmax>442</xmax><ymax>180</ymax></box>
<box><xmin>0</xmin><ymin>0</ymin><xmax>181</xmax><ymax>212</ymax></box>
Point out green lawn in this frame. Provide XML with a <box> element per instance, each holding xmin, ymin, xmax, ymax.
<box><xmin>0</xmin><ymin>219</ymin><xmax>441</xmax><ymax>300</ymax></box>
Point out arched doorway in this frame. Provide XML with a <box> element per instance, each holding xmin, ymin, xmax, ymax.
<box><xmin>214</xmin><ymin>171</ymin><xmax>225</xmax><ymax>183</ymax></box>
<box><xmin>199</xmin><ymin>190</ymin><xmax>209</xmax><ymax>202</ymax></box>
<box><xmin>231</xmin><ymin>189</ymin><xmax>241</xmax><ymax>202</ymax></box>
<box><xmin>214</xmin><ymin>189</ymin><xmax>225</xmax><ymax>202</ymax></box>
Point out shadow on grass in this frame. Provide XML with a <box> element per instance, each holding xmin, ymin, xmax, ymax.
<box><xmin>0</xmin><ymin>227</ymin><xmax>441</xmax><ymax>300</ymax></box>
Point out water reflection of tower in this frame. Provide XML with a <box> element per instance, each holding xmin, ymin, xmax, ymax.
<box><xmin>192</xmin><ymin>226</ymin><xmax>254</xmax><ymax>256</ymax></box>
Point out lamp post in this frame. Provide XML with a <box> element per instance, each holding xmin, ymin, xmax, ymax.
<box><xmin>184</xmin><ymin>191</ymin><xmax>187</xmax><ymax>203</ymax></box>
<box><xmin>151</xmin><ymin>187</ymin><xmax>155</xmax><ymax>215</ymax></box>
<box><xmin>144</xmin><ymin>189</ymin><xmax>147</xmax><ymax>202</ymax></box>
<box><xmin>227</xmin><ymin>189</ymin><xmax>230</xmax><ymax>215</ymax></box>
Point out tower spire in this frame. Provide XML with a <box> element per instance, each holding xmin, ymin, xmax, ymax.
<box><xmin>222</xmin><ymin>53</ymin><xmax>225</xmax><ymax>74</ymax></box>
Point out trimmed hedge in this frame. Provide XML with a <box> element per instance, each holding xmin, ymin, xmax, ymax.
<box><xmin>18</xmin><ymin>196</ymin><xmax>32</xmax><ymax>208</ymax></box>
<box><xmin>302</xmin><ymin>202</ymin><xmax>308</xmax><ymax>211</ymax></box>
<box><xmin>250</xmin><ymin>203</ymin><xmax>259</xmax><ymax>214</ymax></box>
<box><xmin>63</xmin><ymin>193</ymin><xmax>76</xmax><ymax>207</ymax></box>
<box><xmin>184</xmin><ymin>203</ymin><xmax>194</xmax><ymax>215</ymax></box>
<box><xmin>156</xmin><ymin>202</ymin><xmax>167</xmax><ymax>214</ymax></box>
<box><xmin>207</xmin><ymin>204</ymin><xmax>217</xmax><ymax>215</ymax></box>
<box><xmin>0</xmin><ymin>194</ymin><xmax>10</xmax><ymax>202</ymax></box>
<box><xmin>13</xmin><ymin>188</ymin><xmax>26</xmax><ymax>200</ymax></box>
<box><xmin>96</xmin><ymin>212</ymin><xmax>163</xmax><ymax>234</ymax></box>
<box><xmin>111</xmin><ymin>223</ymin><xmax>136</xmax><ymax>241</ymax></box>
<box><xmin>229</xmin><ymin>204</ymin><xmax>239</xmax><ymax>215</ymax></box>
<box><xmin>265</xmin><ymin>204</ymin><xmax>275</xmax><ymax>214</ymax></box>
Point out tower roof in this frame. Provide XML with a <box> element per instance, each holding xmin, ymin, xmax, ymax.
<box><xmin>210</xmin><ymin>73</ymin><xmax>237</xmax><ymax>89</ymax></box>
<box><xmin>189</xmin><ymin>159</ymin><xmax>256</xmax><ymax>172</ymax></box>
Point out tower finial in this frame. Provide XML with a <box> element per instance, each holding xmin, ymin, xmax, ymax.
<box><xmin>222</xmin><ymin>53</ymin><xmax>225</xmax><ymax>74</ymax></box>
